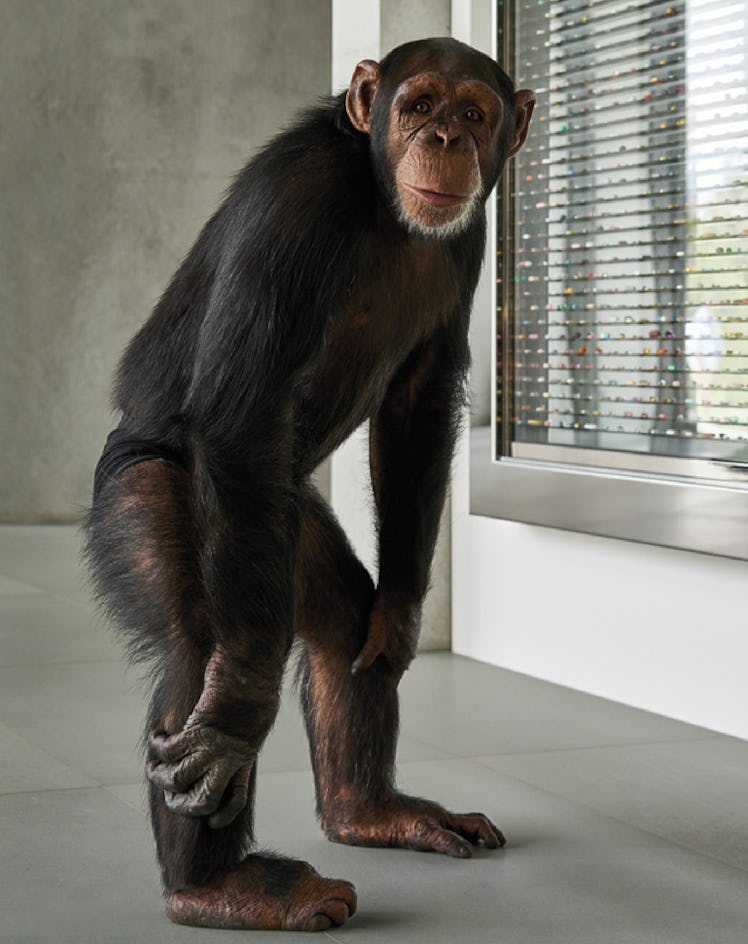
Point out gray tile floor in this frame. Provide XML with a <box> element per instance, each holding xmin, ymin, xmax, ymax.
<box><xmin>1</xmin><ymin>525</ymin><xmax>747</xmax><ymax>943</ymax></box>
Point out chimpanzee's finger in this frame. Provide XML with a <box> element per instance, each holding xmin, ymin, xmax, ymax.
<box><xmin>351</xmin><ymin>639</ymin><xmax>382</xmax><ymax>674</ymax></box>
<box><xmin>407</xmin><ymin>819</ymin><xmax>473</xmax><ymax>858</ymax></box>
<box><xmin>146</xmin><ymin>749</ymin><xmax>210</xmax><ymax>792</ymax></box>
<box><xmin>208</xmin><ymin>763</ymin><xmax>253</xmax><ymax>829</ymax></box>
<box><xmin>447</xmin><ymin>812</ymin><xmax>506</xmax><ymax>848</ymax></box>
<box><xmin>163</xmin><ymin>766</ymin><xmax>233</xmax><ymax>818</ymax></box>
<box><xmin>148</xmin><ymin>729</ymin><xmax>196</xmax><ymax>764</ymax></box>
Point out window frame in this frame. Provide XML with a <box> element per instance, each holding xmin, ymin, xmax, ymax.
<box><xmin>469</xmin><ymin>0</ymin><xmax>748</xmax><ymax>561</ymax></box>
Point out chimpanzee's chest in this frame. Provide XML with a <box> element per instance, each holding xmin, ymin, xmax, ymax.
<box><xmin>293</xmin><ymin>240</ymin><xmax>460</xmax><ymax>470</ymax></box>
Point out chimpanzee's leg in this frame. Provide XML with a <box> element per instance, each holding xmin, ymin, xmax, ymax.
<box><xmin>85</xmin><ymin>461</ymin><xmax>356</xmax><ymax>931</ymax></box>
<box><xmin>295</xmin><ymin>483</ymin><xmax>505</xmax><ymax>857</ymax></box>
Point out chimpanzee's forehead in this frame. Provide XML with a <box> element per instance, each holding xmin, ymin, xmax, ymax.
<box><xmin>385</xmin><ymin>41</ymin><xmax>507</xmax><ymax>95</ymax></box>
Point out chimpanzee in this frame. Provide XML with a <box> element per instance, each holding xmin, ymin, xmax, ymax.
<box><xmin>85</xmin><ymin>37</ymin><xmax>534</xmax><ymax>932</ymax></box>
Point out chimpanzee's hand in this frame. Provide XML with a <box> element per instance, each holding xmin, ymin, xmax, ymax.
<box><xmin>146</xmin><ymin>721</ymin><xmax>256</xmax><ymax>829</ymax></box>
<box><xmin>351</xmin><ymin>594</ymin><xmax>419</xmax><ymax>675</ymax></box>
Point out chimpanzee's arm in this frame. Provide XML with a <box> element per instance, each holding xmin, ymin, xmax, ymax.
<box><xmin>145</xmin><ymin>239</ymin><xmax>323</xmax><ymax>824</ymax></box>
<box><xmin>353</xmin><ymin>314</ymin><xmax>470</xmax><ymax>674</ymax></box>
<box><xmin>146</xmin><ymin>145</ymin><xmax>359</xmax><ymax>822</ymax></box>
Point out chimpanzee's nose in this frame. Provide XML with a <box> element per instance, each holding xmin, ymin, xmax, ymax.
<box><xmin>434</xmin><ymin>122</ymin><xmax>461</xmax><ymax>146</ymax></box>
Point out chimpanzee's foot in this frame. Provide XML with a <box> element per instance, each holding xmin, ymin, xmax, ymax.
<box><xmin>165</xmin><ymin>854</ymin><xmax>357</xmax><ymax>931</ymax></box>
<box><xmin>323</xmin><ymin>792</ymin><xmax>505</xmax><ymax>859</ymax></box>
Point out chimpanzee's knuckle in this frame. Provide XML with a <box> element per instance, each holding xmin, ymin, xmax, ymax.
<box><xmin>149</xmin><ymin>763</ymin><xmax>175</xmax><ymax>790</ymax></box>
<box><xmin>164</xmin><ymin>792</ymin><xmax>186</xmax><ymax>814</ymax></box>
<box><xmin>188</xmin><ymin>791</ymin><xmax>219</xmax><ymax>816</ymax></box>
<box><xmin>154</xmin><ymin>770</ymin><xmax>175</xmax><ymax>790</ymax></box>
<box><xmin>224</xmin><ymin>750</ymin><xmax>245</xmax><ymax>769</ymax></box>
<box><xmin>169</xmin><ymin>770</ymin><xmax>192</xmax><ymax>792</ymax></box>
<box><xmin>197</xmin><ymin>729</ymin><xmax>218</xmax><ymax>752</ymax></box>
<box><xmin>413</xmin><ymin>817</ymin><xmax>434</xmax><ymax>842</ymax></box>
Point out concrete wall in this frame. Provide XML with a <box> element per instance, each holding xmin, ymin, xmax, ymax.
<box><xmin>1</xmin><ymin>0</ymin><xmax>331</xmax><ymax>521</ymax></box>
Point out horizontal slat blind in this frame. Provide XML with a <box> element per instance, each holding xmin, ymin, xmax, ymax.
<box><xmin>498</xmin><ymin>0</ymin><xmax>748</xmax><ymax>468</ymax></box>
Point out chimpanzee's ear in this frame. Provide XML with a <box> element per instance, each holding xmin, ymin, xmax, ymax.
<box><xmin>346</xmin><ymin>60</ymin><xmax>382</xmax><ymax>134</ymax></box>
<box><xmin>508</xmin><ymin>88</ymin><xmax>536</xmax><ymax>157</ymax></box>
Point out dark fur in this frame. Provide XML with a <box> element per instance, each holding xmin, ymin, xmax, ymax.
<box><xmin>84</xmin><ymin>37</ymin><xmax>519</xmax><ymax>926</ymax></box>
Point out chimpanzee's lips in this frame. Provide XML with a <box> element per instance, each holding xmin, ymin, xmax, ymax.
<box><xmin>403</xmin><ymin>183</ymin><xmax>468</xmax><ymax>207</ymax></box>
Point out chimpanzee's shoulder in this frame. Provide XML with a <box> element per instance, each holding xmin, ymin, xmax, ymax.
<box><xmin>230</xmin><ymin>96</ymin><xmax>371</xmax><ymax>203</ymax></box>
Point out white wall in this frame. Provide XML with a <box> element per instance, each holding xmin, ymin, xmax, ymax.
<box><xmin>452</xmin><ymin>442</ymin><xmax>748</xmax><ymax>740</ymax></box>
<box><xmin>450</xmin><ymin>0</ymin><xmax>748</xmax><ymax>741</ymax></box>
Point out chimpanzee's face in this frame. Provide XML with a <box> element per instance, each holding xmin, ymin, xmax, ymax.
<box><xmin>383</xmin><ymin>71</ymin><xmax>505</xmax><ymax>237</ymax></box>
<box><xmin>346</xmin><ymin>45</ymin><xmax>534</xmax><ymax>238</ymax></box>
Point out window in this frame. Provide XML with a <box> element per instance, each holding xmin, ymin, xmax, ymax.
<box><xmin>470</xmin><ymin>0</ymin><xmax>748</xmax><ymax>558</ymax></box>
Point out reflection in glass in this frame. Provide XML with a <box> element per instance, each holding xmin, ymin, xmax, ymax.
<box><xmin>498</xmin><ymin>0</ymin><xmax>748</xmax><ymax>472</ymax></box>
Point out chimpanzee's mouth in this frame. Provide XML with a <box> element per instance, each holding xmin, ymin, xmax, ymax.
<box><xmin>403</xmin><ymin>183</ymin><xmax>468</xmax><ymax>207</ymax></box>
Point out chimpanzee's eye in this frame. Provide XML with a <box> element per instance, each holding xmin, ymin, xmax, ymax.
<box><xmin>465</xmin><ymin>107</ymin><xmax>484</xmax><ymax>122</ymax></box>
<box><xmin>413</xmin><ymin>99</ymin><xmax>432</xmax><ymax>115</ymax></box>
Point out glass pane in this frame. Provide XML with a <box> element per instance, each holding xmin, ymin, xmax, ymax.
<box><xmin>498</xmin><ymin>0</ymin><xmax>748</xmax><ymax>469</ymax></box>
